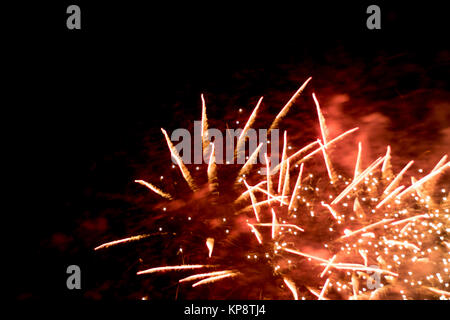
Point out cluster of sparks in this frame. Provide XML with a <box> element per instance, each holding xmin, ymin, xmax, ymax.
<box><xmin>95</xmin><ymin>77</ymin><xmax>449</xmax><ymax>300</ymax></box>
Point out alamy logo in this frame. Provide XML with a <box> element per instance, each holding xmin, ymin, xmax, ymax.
<box><xmin>66</xmin><ymin>5</ymin><xmax>81</xmax><ymax>30</ymax></box>
<box><xmin>170</xmin><ymin>122</ymin><xmax>280</xmax><ymax>175</ymax></box>
<box><xmin>366</xmin><ymin>5</ymin><xmax>381</xmax><ymax>30</ymax></box>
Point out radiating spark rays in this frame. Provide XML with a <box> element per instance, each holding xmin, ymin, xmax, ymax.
<box><xmin>431</xmin><ymin>155</ymin><xmax>448</xmax><ymax>172</ymax></box>
<box><xmin>247</xmin><ymin>223</ymin><xmax>263</xmax><ymax>244</ymax></box>
<box><xmin>251</xmin><ymin>186</ymin><xmax>286</xmax><ymax>204</ymax></box>
<box><xmin>376</xmin><ymin>185</ymin><xmax>405</xmax><ymax>209</ymax></box>
<box><xmin>137</xmin><ymin>265</ymin><xmax>213</xmax><ymax>275</ymax></box>
<box><xmin>94</xmin><ymin>234</ymin><xmax>151</xmax><ymax>251</ymax></box>
<box><xmin>397</xmin><ymin>162</ymin><xmax>450</xmax><ymax>199</ymax></box>
<box><xmin>179</xmin><ymin>270</ymin><xmax>233</xmax><ymax>283</ymax></box>
<box><xmin>271</xmin><ymin>208</ymin><xmax>278</xmax><ymax>239</ymax></box>
<box><xmin>318</xmin><ymin>140</ymin><xmax>334</xmax><ymax>182</ymax></box>
<box><xmin>201</xmin><ymin>94</ymin><xmax>210</xmax><ymax>156</ymax></box>
<box><xmin>134</xmin><ymin>180</ymin><xmax>173</xmax><ymax>200</ymax></box>
<box><xmin>278</xmin><ymin>131</ymin><xmax>288</xmax><ymax>193</ymax></box>
<box><xmin>272</xmin><ymin>141</ymin><xmax>318</xmax><ymax>174</ymax></box>
<box><xmin>332</xmin><ymin>156</ymin><xmax>385</xmax><ymax>205</ymax></box>
<box><xmin>307</xmin><ymin>287</ymin><xmax>329</xmax><ymax>300</ymax></box>
<box><xmin>390</xmin><ymin>214</ymin><xmax>429</xmax><ymax>226</ymax></box>
<box><xmin>106</xmin><ymin>83</ymin><xmax>450</xmax><ymax>300</ymax></box>
<box><xmin>192</xmin><ymin>272</ymin><xmax>239</xmax><ymax>287</ymax></box>
<box><xmin>253</xmin><ymin>223</ymin><xmax>304</xmax><ymax>232</ymax></box>
<box><xmin>280</xmin><ymin>159</ymin><xmax>290</xmax><ymax>207</ymax></box>
<box><xmin>207</xmin><ymin>143</ymin><xmax>218</xmax><ymax>194</ymax></box>
<box><xmin>265</xmin><ymin>153</ymin><xmax>272</xmax><ymax>200</ymax></box>
<box><xmin>340</xmin><ymin>218</ymin><xmax>395</xmax><ymax>239</ymax></box>
<box><xmin>381</xmin><ymin>145</ymin><xmax>391</xmax><ymax>177</ymax></box>
<box><xmin>238</xmin><ymin>180</ymin><xmax>267</xmax><ymax>198</ymax></box>
<box><xmin>382</xmin><ymin>160</ymin><xmax>414</xmax><ymax>197</ymax></box>
<box><xmin>399</xmin><ymin>222</ymin><xmax>411</xmax><ymax>235</ymax></box>
<box><xmin>283</xmin><ymin>278</ymin><xmax>299</xmax><ymax>300</ymax></box>
<box><xmin>282</xmin><ymin>248</ymin><xmax>329</xmax><ymax>263</ymax></box>
<box><xmin>244</xmin><ymin>180</ymin><xmax>261</xmax><ymax>222</ymax></box>
<box><xmin>359</xmin><ymin>250</ymin><xmax>368</xmax><ymax>266</ymax></box>
<box><xmin>323</xmin><ymin>263</ymin><xmax>398</xmax><ymax>277</ymax></box>
<box><xmin>295</xmin><ymin>127</ymin><xmax>359</xmax><ymax>166</ymax></box>
<box><xmin>351</xmin><ymin>273</ymin><xmax>359</xmax><ymax>299</ymax></box>
<box><xmin>322</xmin><ymin>203</ymin><xmax>338</xmax><ymax>219</ymax></box>
<box><xmin>384</xmin><ymin>240</ymin><xmax>420</xmax><ymax>251</ymax></box>
<box><xmin>247</xmin><ymin>196</ymin><xmax>289</xmax><ymax>209</ymax></box>
<box><xmin>320</xmin><ymin>255</ymin><xmax>337</xmax><ymax>277</ymax></box>
<box><xmin>236</xmin><ymin>143</ymin><xmax>264</xmax><ymax>182</ymax></box>
<box><xmin>161</xmin><ymin>128</ymin><xmax>198</xmax><ymax>191</ymax></box>
<box><xmin>269</xmin><ymin>77</ymin><xmax>312</xmax><ymax>132</ymax></box>
<box><xmin>313</xmin><ymin>93</ymin><xmax>329</xmax><ymax>146</ymax></box>
<box><xmin>236</xmin><ymin>96</ymin><xmax>263</xmax><ymax>155</ymax></box>
<box><xmin>425</xmin><ymin>287</ymin><xmax>450</xmax><ymax>297</ymax></box>
<box><xmin>354</xmin><ymin>142</ymin><xmax>362</xmax><ymax>180</ymax></box>
<box><xmin>288</xmin><ymin>163</ymin><xmax>304</xmax><ymax>211</ymax></box>
<box><xmin>319</xmin><ymin>278</ymin><xmax>330</xmax><ymax>300</ymax></box>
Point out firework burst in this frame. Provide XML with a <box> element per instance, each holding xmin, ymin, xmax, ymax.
<box><xmin>95</xmin><ymin>77</ymin><xmax>449</xmax><ymax>300</ymax></box>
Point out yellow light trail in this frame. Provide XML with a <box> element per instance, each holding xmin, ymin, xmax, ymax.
<box><xmin>288</xmin><ymin>163</ymin><xmax>304</xmax><ymax>211</ymax></box>
<box><xmin>269</xmin><ymin>77</ymin><xmax>312</xmax><ymax>131</ymax></box>
<box><xmin>332</xmin><ymin>156</ymin><xmax>385</xmax><ymax>205</ymax></box>
<box><xmin>382</xmin><ymin>160</ymin><xmax>414</xmax><ymax>197</ymax></box>
<box><xmin>134</xmin><ymin>180</ymin><xmax>173</xmax><ymax>200</ymax></box>
<box><xmin>179</xmin><ymin>270</ymin><xmax>233</xmax><ymax>283</ymax></box>
<box><xmin>283</xmin><ymin>278</ymin><xmax>299</xmax><ymax>300</ymax></box>
<box><xmin>340</xmin><ymin>218</ymin><xmax>395</xmax><ymax>239</ymax></box>
<box><xmin>192</xmin><ymin>272</ymin><xmax>239</xmax><ymax>287</ymax></box>
<box><xmin>94</xmin><ymin>234</ymin><xmax>151</xmax><ymax>251</ymax></box>
<box><xmin>137</xmin><ymin>265</ymin><xmax>213</xmax><ymax>275</ymax></box>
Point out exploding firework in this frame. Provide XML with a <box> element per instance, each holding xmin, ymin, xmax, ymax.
<box><xmin>95</xmin><ymin>77</ymin><xmax>449</xmax><ymax>300</ymax></box>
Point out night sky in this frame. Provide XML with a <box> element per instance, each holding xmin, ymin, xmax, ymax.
<box><xmin>8</xmin><ymin>2</ymin><xmax>449</xmax><ymax>300</ymax></box>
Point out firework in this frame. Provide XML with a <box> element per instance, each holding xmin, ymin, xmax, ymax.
<box><xmin>95</xmin><ymin>78</ymin><xmax>449</xmax><ymax>300</ymax></box>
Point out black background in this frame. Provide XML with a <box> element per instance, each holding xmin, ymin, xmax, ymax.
<box><xmin>7</xmin><ymin>1</ymin><xmax>449</xmax><ymax>303</ymax></box>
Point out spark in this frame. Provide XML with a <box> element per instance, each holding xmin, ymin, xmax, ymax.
<box><xmin>320</xmin><ymin>255</ymin><xmax>337</xmax><ymax>277</ymax></box>
<box><xmin>425</xmin><ymin>287</ymin><xmax>450</xmax><ymax>297</ymax></box>
<box><xmin>192</xmin><ymin>272</ymin><xmax>239</xmax><ymax>287</ymax></box>
<box><xmin>137</xmin><ymin>265</ymin><xmax>213</xmax><ymax>275</ymax></box>
<box><xmin>161</xmin><ymin>128</ymin><xmax>198</xmax><ymax>191</ymax></box>
<box><xmin>236</xmin><ymin>96</ymin><xmax>263</xmax><ymax>155</ymax></box>
<box><xmin>280</xmin><ymin>159</ymin><xmax>290</xmax><ymax>206</ymax></box>
<box><xmin>319</xmin><ymin>278</ymin><xmax>330</xmax><ymax>300</ymax></box>
<box><xmin>376</xmin><ymin>185</ymin><xmax>405</xmax><ymax>209</ymax></box>
<box><xmin>244</xmin><ymin>180</ymin><xmax>261</xmax><ymax>222</ymax></box>
<box><xmin>295</xmin><ymin>127</ymin><xmax>359</xmax><ymax>166</ymax></box>
<box><xmin>382</xmin><ymin>160</ymin><xmax>414</xmax><ymax>196</ymax></box>
<box><xmin>269</xmin><ymin>77</ymin><xmax>312</xmax><ymax>131</ymax></box>
<box><xmin>134</xmin><ymin>180</ymin><xmax>173</xmax><ymax>200</ymax></box>
<box><xmin>397</xmin><ymin>162</ymin><xmax>450</xmax><ymax>199</ymax></box>
<box><xmin>322</xmin><ymin>203</ymin><xmax>338</xmax><ymax>220</ymax></box>
<box><xmin>179</xmin><ymin>270</ymin><xmax>234</xmax><ymax>283</ymax></box>
<box><xmin>201</xmin><ymin>94</ymin><xmax>210</xmax><ymax>157</ymax></box>
<box><xmin>278</xmin><ymin>131</ymin><xmax>288</xmax><ymax>193</ymax></box>
<box><xmin>283</xmin><ymin>278</ymin><xmax>299</xmax><ymax>300</ymax></box>
<box><xmin>288</xmin><ymin>163</ymin><xmax>304</xmax><ymax>211</ymax></box>
<box><xmin>332</xmin><ymin>156</ymin><xmax>386</xmax><ymax>205</ymax></box>
<box><xmin>340</xmin><ymin>218</ymin><xmax>395</xmax><ymax>239</ymax></box>
<box><xmin>282</xmin><ymin>247</ymin><xmax>329</xmax><ymax>263</ymax></box>
<box><xmin>247</xmin><ymin>223</ymin><xmax>263</xmax><ymax>244</ymax></box>
<box><xmin>94</xmin><ymin>234</ymin><xmax>152</xmax><ymax>251</ymax></box>
<box><xmin>354</xmin><ymin>142</ymin><xmax>362</xmax><ymax>179</ymax></box>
